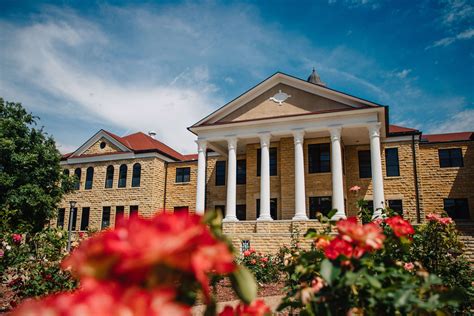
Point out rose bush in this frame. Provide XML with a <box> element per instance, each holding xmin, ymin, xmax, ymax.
<box><xmin>10</xmin><ymin>211</ymin><xmax>271</xmax><ymax>315</ymax></box>
<box><xmin>279</xmin><ymin>215</ymin><xmax>469</xmax><ymax>315</ymax></box>
<box><xmin>239</xmin><ymin>249</ymin><xmax>280</xmax><ymax>284</ymax></box>
<box><xmin>0</xmin><ymin>227</ymin><xmax>79</xmax><ymax>308</ymax></box>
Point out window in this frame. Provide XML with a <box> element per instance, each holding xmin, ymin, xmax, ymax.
<box><xmin>257</xmin><ymin>148</ymin><xmax>277</xmax><ymax>176</ymax></box>
<box><xmin>85</xmin><ymin>167</ymin><xmax>94</xmax><ymax>190</ymax></box>
<box><xmin>385</xmin><ymin>148</ymin><xmax>400</xmax><ymax>177</ymax></box>
<box><xmin>176</xmin><ymin>167</ymin><xmax>190</xmax><ymax>183</ymax></box>
<box><xmin>215</xmin><ymin>161</ymin><xmax>226</xmax><ymax>186</ymax></box>
<box><xmin>130</xmin><ymin>205</ymin><xmax>139</xmax><ymax>217</ymax></box>
<box><xmin>100</xmin><ymin>141</ymin><xmax>106</xmax><ymax>149</ymax></box>
<box><xmin>241</xmin><ymin>240</ymin><xmax>250</xmax><ymax>253</ymax></box>
<box><xmin>74</xmin><ymin>168</ymin><xmax>81</xmax><ymax>190</ymax></box>
<box><xmin>80</xmin><ymin>207</ymin><xmax>90</xmax><ymax>231</ymax></box>
<box><xmin>115</xmin><ymin>206</ymin><xmax>124</xmax><ymax>227</ymax></box>
<box><xmin>366</xmin><ymin>200</ymin><xmax>374</xmax><ymax>213</ymax></box>
<box><xmin>444</xmin><ymin>199</ymin><xmax>470</xmax><ymax>219</ymax></box>
<box><xmin>309</xmin><ymin>197</ymin><xmax>332</xmax><ymax>218</ymax></box>
<box><xmin>256</xmin><ymin>198</ymin><xmax>277</xmax><ymax>220</ymax></box>
<box><xmin>308</xmin><ymin>143</ymin><xmax>331</xmax><ymax>173</ymax></box>
<box><xmin>174</xmin><ymin>206</ymin><xmax>189</xmax><ymax>214</ymax></box>
<box><xmin>388</xmin><ymin>200</ymin><xmax>403</xmax><ymax>216</ymax></box>
<box><xmin>105</xmin><ymin>165</ymin><xmax>114</xmax><ymax>188</ymax></box>
<box><xmin>237</xmin><ymin>204</ymin><xmax>246</xmax><ymax>220</ymax></box>
<box><xmin>358</xmin><ymin>151</ymin><xmax>372</xmax><ymax>178</ymax></box>
<box><xmin>63</xmin><ymin>169</ymin><xmax>69</xmax><ymax>176</ymax></box>
<box><xmin>132</xmin><ymin>163</ymin><xmax>141</xmax><ymax>187</ymax></box>
<box><xmin>439</xmin><ymin>148</ymin><xmax>463</xmax><ymax>168</ymax></box>
<box><xmin>237</xmin><ymin>160</ymin><xmax>246</xmax><ymax>185</ymax></box>
<box><xmin>102</xmin><ymin>207</ymin><xmax>111</xmax><ymax>229</ymax></box>
<box><xmin>57</xmin><ymin>208</ymin><xmax>65</xmax><ymax>228</ymax></box>
<box><xmin>118</xmin><ymin>165</ymin><xmax>127</xmax><ymax>188</ymax></box>
<box><xmin>71</xmin><ymin>208</ymin><xmax>77</xmax><ymax>231</ymax></box>
<box><xmin>215</xmin><ymin>205</ymin><xmax>225</xmax><ymax>218</ymax></box>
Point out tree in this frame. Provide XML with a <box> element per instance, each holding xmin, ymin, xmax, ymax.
<box><xmin>0</xmin><ymin>98</ymin><xmax>73</xmax><ymax>233</ymax></box>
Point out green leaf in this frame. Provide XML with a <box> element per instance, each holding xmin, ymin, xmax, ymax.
<box><xmin>365</xmin><ymin>274</ymin><xmax>382</xmax><ymax>289</ymax></box>
<box><xmin>230</xmin><ymin>266</ymin><xmax>257</xmax><ymax>304</ymax></box>
<box><xmin>320</xmin><ymin>259</ymin><xmax>339</xmax><ymax>286</ymax></box>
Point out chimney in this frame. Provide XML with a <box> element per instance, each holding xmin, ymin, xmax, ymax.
<box><xmin>148</xmin><ymin>131</ymin><xmax>157</xmax><ymax>139</ymax></box>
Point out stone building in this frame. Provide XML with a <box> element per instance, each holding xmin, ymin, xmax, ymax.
<box><xmin>59</xmin><ymin>71</ymin><xmax>473</xmax><ymax>252</ymax></box>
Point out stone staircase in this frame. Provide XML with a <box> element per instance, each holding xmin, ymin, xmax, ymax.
<box><xmin>456</xmin><ymin>224</ymin><xmax>474</xmax><ymax>263</ymax></box>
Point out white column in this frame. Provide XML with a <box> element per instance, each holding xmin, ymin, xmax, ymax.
<box><xmin>368</xmin><ymin>123</ymin><xmax>385</xmax><ymax>219</ymax></box>
<box><xmin>257</xmin><ymin>133</ymin><xmax>273</xmax><ymax>221</ymax></box>
<box><xmin>195</xmin><ymin>140</ymin><xmax>207</xmax><ymax>215</ymax></box>
<box><xmin>224</xmin><ymin>137</ymin><xmax>238</xmax><ymax>222</ymax></box>
<box><xmin>292</xmin><ymin>130</ymin><xmax>308</xmax><ymax>220</ymax></box>
<box><xmin>330</xmin><ymin>127</ymin><xmax>346</xmax><ymax>220</ymax></box>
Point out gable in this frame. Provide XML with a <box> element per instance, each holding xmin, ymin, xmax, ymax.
<box><xmin>216</xmin><ymin>83</ymin><xmax>355</xmax><ymax>123</ymax></box>
<box><xmin>82</xmin><ymin>137</ymin><xmax>125</xmax><ymax>156</ymax></box>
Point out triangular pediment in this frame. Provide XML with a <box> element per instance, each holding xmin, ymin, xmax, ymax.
<box><xmin>71</xmin><ymin>130</ymin><xmax>132</xmax><ymax>157</ymax></box>
<box><xmin>217</xmin><ymin>83</ymin><xmax>353</xmax><ymax>123</ymax></box>
<box><xmin>192</xmin><ymin>72</ymin><xmax>381</xmax><ymax>127</ymax></box>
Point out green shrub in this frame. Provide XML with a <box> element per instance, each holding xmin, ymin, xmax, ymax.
<box><xmin>239</xmin><ymin>249</ymin><xmax>280</xmax><ymax>284</ymax></box>
<box><xmin>0</xmin><ymin>227</ymin><xmax>78</xmax><ymax>302</ymax></box>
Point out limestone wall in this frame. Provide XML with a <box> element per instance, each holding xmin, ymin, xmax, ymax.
<box><xmin>60</xmin><ymin>157</ymin><xmax>166</xmax><ymax>230</ymax></box>
<box><xmin>418</xmin><ymin>142</ymin><xmax>474</xmax><ymax>219</ymax></box>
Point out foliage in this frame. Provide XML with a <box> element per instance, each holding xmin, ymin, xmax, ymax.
<box><xmin>0</xmin><ymin>227</ymin><xmax>78</xmax><ymax>305</ymax></box>
<box><xmin>10</xmin><ymin>211</ymin><xmax>271</xmax><ymax>316</ymax></box>
<box><xmin>0</xmin><ymin>98</ymin><xmax>75</xmax><ymax>233</ymax></box>
<box><xmin>411</xmin><ymin>214</ymin><xmax>474</xmax><ymax>311</ymax></box>
<box><xmin>239</xmin><ymin>249</ymin><xmax>280</xmax><ymax>284</ymax></box>
<box><xmin>278</xmin><ymin>215</ymin><xmax>469</xmax><ymax>315</ymax></box>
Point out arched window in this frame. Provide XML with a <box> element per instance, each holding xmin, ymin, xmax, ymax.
<box><xmin>118</xmin><ymin>164</ymin><xmax>127</xmax><ymax>188</ymax></box>
<box><xmin>132</xmin><ymin>163</ymin><xmax>141</xmax><ymax>187</ymax></box>
<box><xmin>105</xmin><ymin>165</ymin><xmax>114</xmax><ymax>188</ymax></box>
<box><xmin>74</xmin><ymin>168</ymin><xmax>81</xmax><ymax>190</ymax></box>
<box><xmin>63</xmin><ymin>169</ymin><xmax>70</xmax><ymax>176</ymax></box>
<box><xmin>85</xmin><ymin>167</ymin><xmax>94</xmax><ymax>190</ymax></box>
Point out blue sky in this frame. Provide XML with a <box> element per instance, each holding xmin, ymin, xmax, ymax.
<box><xmin>1</xmin><ymin>0</ymin><xmax>473</xmax><ymax>154</ymax></box>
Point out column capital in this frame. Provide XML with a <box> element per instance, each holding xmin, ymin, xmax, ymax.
<box><xmin>367</xmin><ymin>122</ymin><xmax>381</xmax><ymax>138</ymax></box>
<box><xmin>196</xmin><ymin>139</ymin><xmax>207</xmax><ymax>152</ymax></box>
<box><xmin>226</xmin><ymin>137</ymin><xmax>238</xmax><ymax>150</ymax></box>
<box><xmin>292</xmin><ymin>129</ymin><xmax>305</xmax><ymax>145</ymax></box>
<box><xmin>259</xmin><ymin>133</ymin><xmax>271</xmax><ymax>147</ymax></box>
<box><xmin>329</xmin><ymin>126</ymin><xmax>342</xmax><ymax>141</ymax></box>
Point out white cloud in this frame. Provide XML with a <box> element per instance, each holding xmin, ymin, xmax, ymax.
<box><xmin>427</xmin><ymin>109</ymin><xmax>474</xmax><ymax>134</ymax></box>
<box><xmin>426</xmin><ymin>28</ymin><xmax>474</xmax><ymax>49</ymax></box>
<box><xmin>440</xmin><ymin>0</ymin><xmax>473</xmax><ymax>26</ymax></box>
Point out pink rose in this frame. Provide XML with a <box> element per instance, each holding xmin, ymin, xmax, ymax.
<box><xmin>0</xmin><ymin>249</ymin><xmax>4</xmax><ymax>258</ymax></box>
<box><xmin>243</xmin><ymin>250</ymin><xmax>251</xmax><ymax>257</ymax></box>
<box><xmin>404</xmin><ymin>262</ymin><xmax>414</xmax><ymax>271</ymax></box>
<box><xmin>349</xmin><ymin>185</ymin><xmax>361</xmax><ymax>192</ymax></box>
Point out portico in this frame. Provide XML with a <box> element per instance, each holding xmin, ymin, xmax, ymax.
<box><xmin>189</xmin><ymin>72</ymin><xmax>388</xmax><ymax>221</ymax></box>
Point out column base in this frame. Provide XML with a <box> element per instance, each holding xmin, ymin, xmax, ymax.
<box><xmin>292</xmin><ymin>214</ymin><xmax>309</xmax><ymax>221</ymax></box>
<box><xmin>330</xmin><ymin>213</ymin><xmax>347</xmax><ymax>221</ymax></box>
<box><xmin>222</xmin><ymin>216</ymin><xmax>239</xmax><ymax>222</ymax></box>
<box><xmin>257</xmin><ymin>216</ymin><xmax>274</xmax><ymax>221</ymax></box>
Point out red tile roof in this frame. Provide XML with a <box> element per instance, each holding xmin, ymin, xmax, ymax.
<box><xmin>63</xmin><ymin>130</ymin><xmax>198</xmax><ymax>161</ymax></box>
<box><xmin>422</xmin><ymin>132</ymin><xmax>474</xmax><ymax>143</ymax></box>
<box><xmin>121</xmin><ymin>132</ymin><xmax>186</xmax><ymax>160</ymax></box>
<box><xmin>388</xmin><ymin>124</ymin><xmax>419</xmax><ymax>134</ymax></box>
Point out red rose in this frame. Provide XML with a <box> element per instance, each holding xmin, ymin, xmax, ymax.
<box><xmin>12</xmin><ymin>279</ymin><xmax>190</xmax><ymax>316</ymax></box>
<box><xmin>12</xmin><ymin>234</ymin><xmax>22</xmax><ymax>244</ymax></box>
<box><xmin>385</xmin><ymin>216</ymin><xmax>414</xmax><ymax>237</ymax></box>
<box><xmin>243</xmin><ymin>250</ymin><xmax>251</xmax><ymax>257</ymax></box>
<box><xmin>324</xmin><ymin>237</ymin><xmax>353</xmax><ymax>260</ymax></box>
